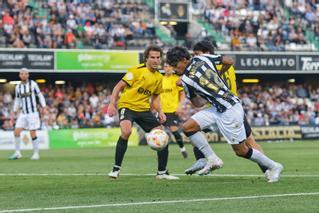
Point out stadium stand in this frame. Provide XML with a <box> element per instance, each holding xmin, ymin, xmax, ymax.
<box><xmin>1</xmin><ymin>83</ymin><xmax>319</xmax><ymax>130</ymax></box>
<box><xmin>197</xmin><ymin>0</ymin><xmax>318</xmax><ymax>51</ymax></box>
<box><xmin>1</xmin><ymin>0</ymin><xmax>317</xmax><ymax>51</ymax></box>
<box><xmin>0</xmin><ymin>0</ymin><xmax>157</xmax><ymax>49</ymax></box>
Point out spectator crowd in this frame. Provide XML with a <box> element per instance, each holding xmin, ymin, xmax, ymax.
<box><xmin>0</xmin><ymin>0</ymin><xmax>156</xmax><ymax>49</ymax></box>
<box><xmin>1</xmin><ymin>0</ymin><xmax>318</xmax><ymax>51</ymax></box>
<box><xmin>1</xmin><ymin>82</ymin><xmax>319</xmax><ymax>130</ymax></box>
<box><xmin>202</xmin><ymin>0</ymin><xmax>318</xmax><ymax>51</ymax></box>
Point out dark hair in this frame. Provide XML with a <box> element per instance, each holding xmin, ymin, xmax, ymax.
<box><xmin>144</xmin><ymin>45</ymin><xmax>163</xmax><ymax>62</ymax></box>
<box><xmin>193</xmin><ymin>40</ymin><xmax>215</xmax><ymax>54</ymax></box>
<box><xmin>166</xmin><ymin>46</ymin><xmax>191</xmax><ymax>67</ymax></box>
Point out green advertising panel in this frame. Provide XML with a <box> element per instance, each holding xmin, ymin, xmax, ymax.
<box><xmin>49</xmin><ymin>128</ymin><xmax>138</xmax><ymax>148</ymax></box>
<box><xmin>56</xmin><ymin>51</ymin><xmax>139</xmax><ymax>71</ymax></box>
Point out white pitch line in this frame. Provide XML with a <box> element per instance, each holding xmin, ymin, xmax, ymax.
<box><xmin>1</xmin><ymin>192</ymin><xmax>319</xmax><ymax>213</ymax></box>
<box><xmin>0</xmin><ymin>173</ymin><xmax>319</xmax><ymax>177</ymax></box>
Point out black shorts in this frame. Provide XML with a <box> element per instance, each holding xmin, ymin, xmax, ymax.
<box><xmin>118</xmin><ymin>108</ymin><xmax>160</xmax><ymax>132</ymax></box>
<box><xmin>244</xmin><ymin>115</ymin><xmax>252</xmax><ymax>137</ymax></box>
<box><xmin>163</xmin><ymin>113</ymin><xmax>180</xmax><ymax>127</ymax></box>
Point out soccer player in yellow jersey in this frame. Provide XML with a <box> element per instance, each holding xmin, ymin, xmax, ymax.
<box><xmin>107</xmin><ymin>45</ymin><xmax>179</xmax><ymax>180</ymax></box>
<box><xmin>160</xmin><ymin>63</ymin><xmax>188</xmax><ymax>158</ymax></box>
<box><xmin>185</xmin><ymin>40</ymin><xmax>267</xmax><ymax>175</ymax></box>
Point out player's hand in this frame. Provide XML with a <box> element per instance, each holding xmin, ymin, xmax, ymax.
<box><xmin>12</xmin><ymin>111</ymin><xmax>18</xmax><ymax>119</ymax></box>
<box><xmin>107</xmin><ymin>103</ymin><xmax>117</xmax><ymax>117</ymax></box>
<box><xmin>176</xmin><ymin>105</ymin><xmax>184</xmax><ymax>117</ymax></box>
<box><xmin>158</xmin><ymin>112</ymin><xmax>166</xmax><ymax>124</ymax></box>
<box><xmin>40</xmin><ymin>106</ymin><xmax>47</xmax><ymax>114</ymax></box>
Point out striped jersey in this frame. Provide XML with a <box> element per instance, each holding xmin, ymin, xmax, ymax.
<box><xmin>181</xmin><ymin>54</ymin><xmax>239</xmax><ymax>113</ymax></box>
<box><xmin>13</xmin><ymin>80</ymin><xmax>46</xmax><ymax>114</ymax></box>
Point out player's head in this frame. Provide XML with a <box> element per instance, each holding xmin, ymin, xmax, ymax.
<box><xmin>163</xmin><ymin>62</ymin><xmax>174</xmax><ymax>75</ymax></box>
<box><xmin>144</xmin><ymin>45</ymin><xmax>163</xmax><ymax>71</ymax></box>
<box><xmin>19</xmin><ymin>68</ymin><xmax>29</xmax><ymax>82</ymax></box>
<box><xmin>166</xmin><ymin>46</ymin><xmax>191</xmax><ymax>76</ymax></box>
<box><xmin>193</xmin><ymin>40</ymin><xmax>215</xmax><ymax>55</ymax></box>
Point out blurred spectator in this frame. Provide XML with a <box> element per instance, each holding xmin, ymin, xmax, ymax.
<box><xmin>201</xmin><ymin>0</ymin><xmax>317</xmax><ymax>51</ymax></box>
<box><xmin>0</xmin><ymin>0</ymin><xmax>156</xmax><ymax>49</ymax></box>
<box><xmin>1</xmin><ymin>82</ymin><xmax>319</xmax><ymax>130</ymax></box>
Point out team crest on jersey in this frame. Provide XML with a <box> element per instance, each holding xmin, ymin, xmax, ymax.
<box><xmin>126</xmin><ymin>72</ymin><xmax>133</xmax><ymax>80</ymax></box>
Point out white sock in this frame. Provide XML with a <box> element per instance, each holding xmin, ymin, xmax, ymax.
<box><xmin>250</xmin><ymin>149</ymin><xmax>276</xmax><ymax>169</ymax></box>
<box><xmin>32</xmin><ymin>137</ymin><xmax>39</xmax><ymax>154</ymax></box>
<box><xmin>188</xmin><ymin>132</ymin><xmax>219</xmax><ymax>159</ymax></box>
<box><xmin>14</xmin><ymin>137</ymin><xmax>21</xmax><ymax>154</ymax></box>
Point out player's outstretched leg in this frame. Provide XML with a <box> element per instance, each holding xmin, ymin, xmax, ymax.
<box><xmin>185</xmin><ymin>146</ymin><xmax>206</xmax><ymax>175</ymax></box>
<box><xmin>185</xmin><ymin>131</ymin><xmax>223</xmax><ymax>175</ymax></box>
<box><xmin>233</xmin><ymin>143</ymin><xmax>283</xmax><ymax>183</ymax></box>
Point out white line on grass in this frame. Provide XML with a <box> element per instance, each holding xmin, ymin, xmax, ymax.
<box><xmin>1</xmin><ymin>192</ymin><xmax>319</xmax><ymax>213</ymax></box>
<box><xmin>0</xmin><ymin>173</ymin><xmax>319</xmax><ymax>177</ymax></box>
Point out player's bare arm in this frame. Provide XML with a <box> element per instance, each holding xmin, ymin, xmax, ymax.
<box><xmin>190</xmin><ymin>96</ymin><xmax>208</xmax><ymax>107</ymax></box>
<box><xmin>176</xmin><ymin>77</ymin><xmax>182</xmax><ymax>86</ymax></box>
<box><xmin>151</xmin><ymin>94</ymin><xmax>166</xmax><ymax>123</ymax></box>
<box><xmin>176</xmin><ymin>90</ymin><xmax>185</xmax><ymax>116</ymax></box>
<box><xmin>219</xmin><ymin>56</ymin><xmax>234</xmax><ymax>75</ymax></box>
<box><xmin>108</xmin><ymin>80</ymin><xmax>128</xmax><ymax>117</ymax></box>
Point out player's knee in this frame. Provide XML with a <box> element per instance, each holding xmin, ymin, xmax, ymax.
<box><xmin>232</xmin><ymin>142</ymin><xmax>250</xmax><ymax>157</ymax></box>
<box><xmin>169</xmin><ymin>126</ymin><xmax>178</xmax><ymax>132</ymax></box>
<box><xmin>14</xmin><ymin>130</ymin><xmax>21</xmax><ymax>137</ymax></box>
<box><xmin>182</xmin><ymin>119</ymin><xmax>200</xmax><ymax>132</ymax></box>
<box><xmin>182</xmin><ymin>122</ymin><xmax>193</xmax><ymax>133</ymax></box>
<box><xmin>121</xmin><ymin>129</ymin><xmax>132</xmax><ymax>138</ymax></box>
<box><xmin>234</xmin><ymin>149</ymin><xmax>247</xmax><ymax>157</ymax></box>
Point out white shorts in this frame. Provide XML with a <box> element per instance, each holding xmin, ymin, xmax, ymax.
<box><xmin>191</xmin><ymin>103</ymin><xmax>246</xmax><ymax>144</ymax></box>
<box><xmin>16</xmin><ymin>112</ymin><xmax>41</xmax><ymax>130</ymax></box>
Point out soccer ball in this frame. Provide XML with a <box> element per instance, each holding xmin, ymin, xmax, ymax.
<box><xmin>146</xmin><ymin>129</ymin><xmax>169</xmax><ymax>151</ymax></box>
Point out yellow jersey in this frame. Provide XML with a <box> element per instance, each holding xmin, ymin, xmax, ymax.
<box><xmin>160</xmin><ymin>74</ymin><xmax>184</xmax><ymax>113</ymax></box>
<box><xmin>217</xmin><ymin>65</ymin><xmax>238</xmax><ymax>96</ymax></box>
<box><xmin>118</xmin><ymin>64</ymin><xmax>163</xmax><ymax>112</ymax></box>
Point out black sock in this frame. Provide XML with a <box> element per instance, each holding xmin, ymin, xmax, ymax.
<box><xmin>243</xmin><ymin>148</ymin><xmax>268</xmax><ymax>173</ymax></box>
<box><xmin>157</xmin><ymin>145</ymin><xmax>169</xmax><ymax>171</ymax></box>
<box><xmin>193</xmin><ymin>146</ymin><xmax>205</xmax><ymax>160</ymax></box>
<box><xmin>258</xmin><ymin>164</ymin><xmax>268</xmax><ymax>173</ymax></box>
<box><xmin>243</xmin><ymin>148</ymin><xmax>253</xmax><ymax>159</ymax></box>
<box><xmin>172</xmin><ymin>131</ymin><xmax>184</xmax><ymax>148</ymax></box>
<box><xmin>114</xmin><ymin>137</ymin><xmax>128</xmax><ymax>170</ymax></box>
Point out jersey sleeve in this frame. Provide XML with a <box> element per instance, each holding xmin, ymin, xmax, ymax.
<box><xmin>175</xmin><ymin>76</ymin><xmax>184</xmax><ymax>92</ymax></box>
<box><xmin>206</xmin><ymin>54</ymin><xmax>222</xmax><ymax>65</ymax></box>
<box><xmin>181</xmin><ymin>81</ymin><xmax>196</xmax><ymax>100</ymax></box>
<box><xmin>177</xmin><ymin>85</ymin><xmax>184</xmax><ymax>92</ymax></box>
<box><xmin>227</xmin><ymin>66</ymin><xmax>238</xmax><ymax>96</ymax></box>
<box><xmin>122</xmin><ymin>68</ymin><xmax>137</xmax><ymax>87</ymax></box>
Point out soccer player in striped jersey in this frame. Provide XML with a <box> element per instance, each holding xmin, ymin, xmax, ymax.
<box><xmin>185</xmin><ymin>40</ymin><xmax>267</xmax><ymax>176</ymax></box>
<box><xmin>160</xmin><ymin>63</ymin><xmax>188</xmax><ymax>158</ymax></box>
<box><xmin>9</xmin><ymin>68</ymin><xmax>46</xmax><ymax>160</ymax></box>
<box><xmin>166</xmin><ymin>46</ymin><xmax>283</xmax><ymax>183</ymax></box>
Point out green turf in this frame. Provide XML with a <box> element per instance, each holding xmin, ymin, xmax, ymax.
<box><xmin>1</xmin><ymin>141</ymin><xmax>319</xmax><ymax>212</ymax></box>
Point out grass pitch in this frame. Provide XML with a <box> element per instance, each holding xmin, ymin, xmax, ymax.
<box><xmin>1</xmin><ymin>141</ymin><xmax>319</xmax><ymax>212</ymax></box>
